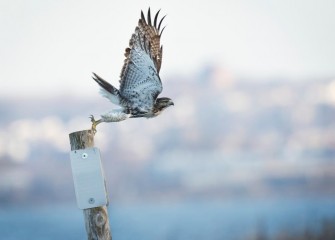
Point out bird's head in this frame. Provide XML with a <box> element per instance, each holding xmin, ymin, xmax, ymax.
<box><xmin>154</xmin><ymin>97</ymin><xmax>174</xmax><ymax>114</ymax></box>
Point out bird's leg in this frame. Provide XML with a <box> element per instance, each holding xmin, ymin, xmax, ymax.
<box><xmin>89</xmin><ymin>115</ymin><xmax>102</xmax><ymax>133</ymax></box>
<box><xmin>100</xmin><ymin>109</ymin><xmax>131</xmax><ymax>122</ymax></box>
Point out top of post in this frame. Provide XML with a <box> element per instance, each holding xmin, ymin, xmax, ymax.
<box><xmin>69</xmin><ymin>129</ymin><xmax>95</xmax><ymax>151</ymax></box>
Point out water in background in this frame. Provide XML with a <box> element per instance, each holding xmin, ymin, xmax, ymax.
<box><xmin>1</xmin><ymin>198</ymin><xmax>334</xmax><ymax>240</ymax></box>
<box><xmin>1</xmin><ymin>68</ymin><xmax>335</xmax><ymax>239</ymax></box>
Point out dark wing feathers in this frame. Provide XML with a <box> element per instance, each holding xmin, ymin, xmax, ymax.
<box><xmin>157</xmin><ymin>15</ymin><xmax>166</xmax><ymax>32</ymax></box>
<box><xmin>147</xmin><ymin>9</ymin><xmax>152</xmax><ymax>26</ymax></box>
<box><xmin>116</xmin><ymin>8</ymin><xmax>166</xmax><ymax>111</ymax></box>
<box><xmin>120</xmin><ymin>8</ymin><xmax>165</xmax><ymax>83</ymax></box>
<box><xmin>93</xmin><ymin>8</ymin><xmax>167</xmax><ymax>113</ymax></box>
<box><xmin>153</xmin><ymin>10</ymin><xmax>160</xmax><ymax>28</ymax></box>
<box><xmin>139</xmin><ymin>9</ymin><xmax>165</xmax><ymax>71</ymax></box>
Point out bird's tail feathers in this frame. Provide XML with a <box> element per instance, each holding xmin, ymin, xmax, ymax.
<box><xmin>92</xmin><ymin>72</ymin><xmax>117</xmax><ymax>94</ymax></box>
<box><xmin>92</xmin><ymin>72</ymin><xmax>121</xmax><ymax>105</ymax></box>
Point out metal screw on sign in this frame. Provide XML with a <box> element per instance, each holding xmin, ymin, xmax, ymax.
<box><xmin>82</xmin><ymin>153</ymin><xmax>88</xmax><ymax>159</ymax></box>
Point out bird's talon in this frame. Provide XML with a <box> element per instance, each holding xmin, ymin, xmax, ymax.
<box><xmin>89</xmin><ymin>115</ymin><xmax>101</xmax><ymax>134</ymax></box>
<box><xmin>89</xmin><ymin>115</ymin><xmax>93</xmax><ymax>121</ymax></box>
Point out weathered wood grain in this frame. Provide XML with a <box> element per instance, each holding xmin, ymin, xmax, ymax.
<box><xmin>69</xmin><ymin>130</ymin><xmax>112</xmax><ymax>240</ymax></box>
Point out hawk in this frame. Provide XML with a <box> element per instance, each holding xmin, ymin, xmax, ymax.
<box><xmin>90</xmin><ymin>8</ymin><xmax>174</xmax><ymax>132</ymax></box>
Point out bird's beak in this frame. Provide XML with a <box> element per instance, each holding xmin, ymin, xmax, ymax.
<box><xmin>170</xmin><ymin>101</ymin><xmax>174</xmax><ymax>106</ymax></box>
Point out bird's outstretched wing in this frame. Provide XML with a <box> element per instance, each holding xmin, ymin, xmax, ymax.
<box><xmin>119</xmin><ymin>8</ymin><xmax>166</xmax><ymax>113</ymax></box>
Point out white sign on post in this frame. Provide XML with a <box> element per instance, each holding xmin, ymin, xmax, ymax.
<box><xmin>70</xmin><ymin>147</ymin><xmax>108</xmax><ymax>209</ymax></box>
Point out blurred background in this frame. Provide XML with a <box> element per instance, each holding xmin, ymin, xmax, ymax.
<box><xmin>1</xmin><ymin>0</ymin><xmax>335</xmax><ymax>239</ymax></box>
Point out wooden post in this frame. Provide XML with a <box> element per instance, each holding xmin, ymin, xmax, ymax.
<box><xmin>69</xmin><ymin>130</ymin><xmax>112</xmax><ymax>240</ymax></box>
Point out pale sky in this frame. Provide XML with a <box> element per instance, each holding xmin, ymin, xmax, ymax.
<box><xmin>0</xmin><ymin>0</ymin><xmax>334</xmax><ymax>97</ymax></box>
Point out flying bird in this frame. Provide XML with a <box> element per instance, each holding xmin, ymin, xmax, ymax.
<box><xmin>90</xmin><ymin>8</ymin><xmax>174</xmax><ymax>132</ymax></box>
